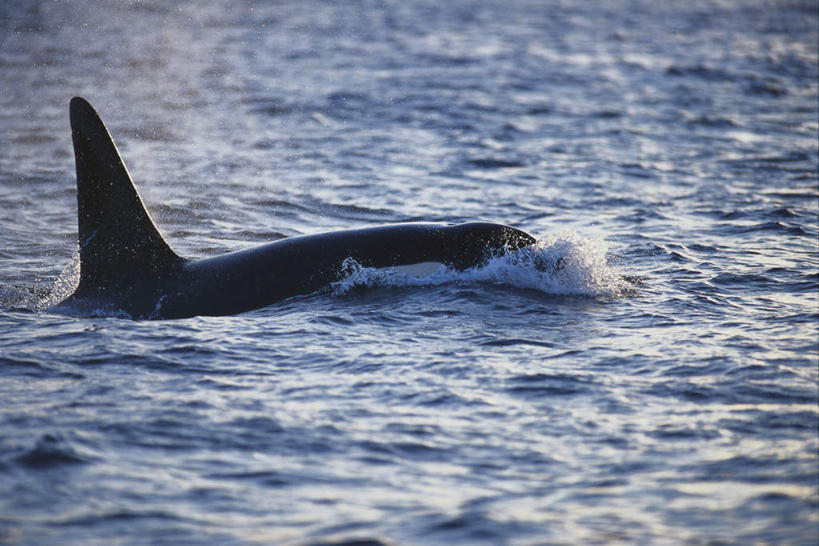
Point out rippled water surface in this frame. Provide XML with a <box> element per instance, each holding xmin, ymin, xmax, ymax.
<box><xmin>1</xmin><ymin>1</ymin><xmax>817</xmax><ymax>544</ymax></box>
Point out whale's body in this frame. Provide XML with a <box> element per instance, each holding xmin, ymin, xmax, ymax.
<box><xmin>57</xmin><ymin>97</ymin><xmax>535</xmax><ymax>319</ymax></box>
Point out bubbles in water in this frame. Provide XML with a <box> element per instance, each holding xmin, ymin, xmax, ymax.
<box><xmin>332</xmin><ymin>231</ymin><xmax>633</xmax><ymax>298</ymax></box>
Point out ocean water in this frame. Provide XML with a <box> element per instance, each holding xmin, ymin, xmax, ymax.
<box><xmin>1</xmin><ymin>0</ymin><xmax>817</xmax><ymax>544</ymax></box>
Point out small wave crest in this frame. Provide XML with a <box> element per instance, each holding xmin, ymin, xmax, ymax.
<box><xmin>14</xmin><ymin>433</ymin><xmax>91</xmax><ymax>469</ymax></box>
<box><xmin>332</xmin><ymin>231</ymin><xmax>633</xmax><ymax>298</ymax></box>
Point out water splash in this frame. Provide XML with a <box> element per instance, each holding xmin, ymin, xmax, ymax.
<box><xmin>0</xmin><ymin>254</ymin><xmax>79</xmax><ymax>313</ymax></box>
<box><xmin>332</xmin><ymin>231</ymin><xmax>633</xmax><ymax>298</ymax></box>
<box><xmin>38</xmin><ymin>253</ymin><xmax>80</xmax><ymax>311</ymax></box>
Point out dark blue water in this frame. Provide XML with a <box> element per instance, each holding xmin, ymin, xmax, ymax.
<box><xmin>1</xmin><ymin>1</ymin><xmax>817</xmax><ymax>544</ymax></box>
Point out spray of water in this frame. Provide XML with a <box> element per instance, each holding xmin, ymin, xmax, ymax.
<box><xmin>38</xmin><ymin>253</ymin><xmax>80</xmax><ymax>310</ymax></box>
<box><xmin>332</xmin><ymin>231</ymin><xmax>633</xmax><ymax>298</ymax></box>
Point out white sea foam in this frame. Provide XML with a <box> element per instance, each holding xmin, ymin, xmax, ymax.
<box><xmin>332</xmin><ymin>231</ymin><xmax>632</xmax><ymax>298</ymax></box>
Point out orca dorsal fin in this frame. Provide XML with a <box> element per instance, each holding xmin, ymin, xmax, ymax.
<box><xmin>70</xmin><ymin>97</ymin><xmax>182</xmax><ymax>293</ymax></box>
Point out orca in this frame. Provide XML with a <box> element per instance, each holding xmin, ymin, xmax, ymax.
<box><xmin>55</xmin><ymin>97</ymin><xmax>536</xmax><ymax>319</ymax></box>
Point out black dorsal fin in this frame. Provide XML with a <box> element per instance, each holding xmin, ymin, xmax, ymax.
<box><xmin>70</xmin><ymin>97</ymin><xmax>182</xmax><ymax>293</ymax></box>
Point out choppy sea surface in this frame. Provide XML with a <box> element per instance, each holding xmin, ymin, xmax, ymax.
<box><xmin>1</xmin><ymin>1</ymin><xmax>817</xmax><ymax>544</ymax></box>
